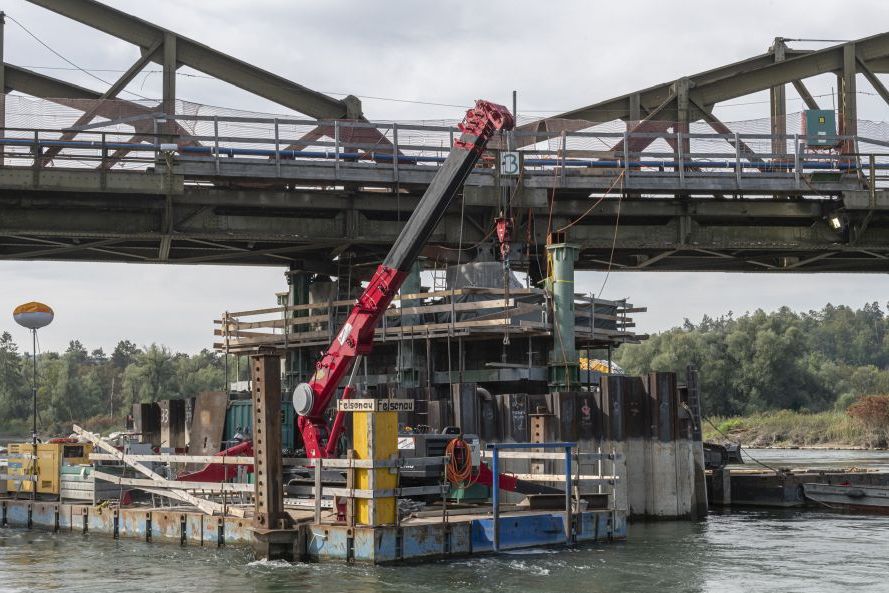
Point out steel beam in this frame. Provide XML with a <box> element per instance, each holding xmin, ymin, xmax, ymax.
<box><xmin>857</xmin><ymin>57</ymin><xmax>889</xmax><ymax>107</ymax></box>
<box><xmin>0</xmin><ymin>13</ymin><xmax>5</xmax><ymax>167</ymax></box>
<box><xmin>3</xmin><ymin>181</ymin><xmax>888</xmax><ymax>273</ymax></box>
<box><xmin>26</xmin><ymin>0</ymin><xmax>357</xmax><ymax>120</ymax></box>
<box><xmin>4</xmin><ymin>64</ymin><xmax>195</xmax><ymax>151</ymax></box>
<box><xmin>690</xmin><ymin>34</ymin><xmax>889</xmax><ymax>107</ymax></box>
<box><xmin>770</xmin><ymin>39</ymin><xmax>787</xmax><ymax>157</ymax></box>
<box><xmin>250</xmin><ymin>349</ymin><xmax>296</xmax><ymax>560</ymax></box>
<box><xmin>538</xmin><ymin>50</ymin><xmax>813</xmax><ymax>125</ymax></box>
<box><xmin>162</xmin><ymin>32</ymin><xmax>176</xmax><ymax>122</ymax></box>
<box><xmin>526</xmin><ymin>32</ymin><xmax>889</xmax><ymax>142</ymax></box>
<box><xmin>40</xmin><ymin>40</ymin><xmax>163</xmax><ymax>165</ymax></box>
<box><xmin>840</xmin><ymin>43</ymin><xmax>858</xmax><ymax>144</ymax></box>
<box><xmin>791</xmin><ymin>79</ymin><xmax>821</xmax><ymax>110</ymax></box>
<box><xmin>609</xmin><ymin>94</ymin><xmax>674</xmax><ymax>155</ymax></box>
<box><xmin>690</xmin><ymin>98</ymin><xmax>765</xmax><ymax>167</ymax></box>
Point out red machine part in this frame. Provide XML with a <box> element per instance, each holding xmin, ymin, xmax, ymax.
<box><xmin>494</xmin><ymin>216</ymin><xmax>513</xmax><ymax>261</ymax></box>
<box><xmin>454</xmin><ymin>101</ymin><xmax>513</xmax><ymax>152</ymax></box>
<box><xmin>473</xmin><ymin>460</ymin><xmax>519</xmax><ymax>492</ymax></box>
<box><xmin>295</xmin><ymin>100</ymin><xmax>515</xmax><ymax>460</ymax></box>
<box><xmin>296</xmin><ymin>265</ymin><xmax>407</xmax><ymax>458</ymax></box>
<box><xmin>176</xmin><ymin>439</ymin><xmax>254</xmax><ymax>482</ymax></box>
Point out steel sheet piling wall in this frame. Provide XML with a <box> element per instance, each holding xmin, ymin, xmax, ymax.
<box><xmin>599</xmin><ymin>377</ymin><xmax>629</xmax><ymax>514</ymax></box>
<box><xmin>647</xmin><ymin>372</ymin><xmax>679</xmax><ymax>517</ymax></box>
<box><xmin>594</xmin><ymin>372</ymin><xmax>695</xmax><ymax>519</ymax></box>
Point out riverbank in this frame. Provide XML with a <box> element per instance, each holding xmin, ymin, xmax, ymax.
<box><xmin>702</xmin><ymin>410</ymin><xmax>889</xmax><ymax>449</ymax></box>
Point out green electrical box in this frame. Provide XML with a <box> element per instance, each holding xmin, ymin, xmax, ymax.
<box><xmin>803</xmin><ymin>109</ymin><xmax>838</xmax><ymax>148</ymax></box>
<box><xmin>223</xmin><ymin>398</ymin><xmax>296</xmax><ymax>450</ymax></box>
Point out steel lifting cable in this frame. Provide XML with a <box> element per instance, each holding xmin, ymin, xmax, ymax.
<box><xmin>596</xmin><ymin>181</ymin><xmax>624</xmax><ymax>298</ymax></box>
<box><xmin>557</xmin><ymin>170</ymin><xmax>626</xmax><ymax>233</ymax></box>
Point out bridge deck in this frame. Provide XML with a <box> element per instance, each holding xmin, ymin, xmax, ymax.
<box><xmin>1</xmin><ymin>115</ymin><xmax>887</xmax><ymax>272</ymax></box>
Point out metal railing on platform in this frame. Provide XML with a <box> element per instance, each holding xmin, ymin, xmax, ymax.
<box><xmin>486</xmin><ymin>442</ymin><xmax>622</xmax><ymax>552</ymax></box>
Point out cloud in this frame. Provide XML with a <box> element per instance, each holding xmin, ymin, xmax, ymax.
<box><xmin>0</xmin><ymin>262</ymin><xmax>282</xmax><ymax>353</ymax></box>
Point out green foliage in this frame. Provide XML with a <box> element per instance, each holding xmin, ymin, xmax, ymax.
<box><xmin>716</xmin><ymin>418</ymin><xmax>745</xmax><ymax>433</ymax></box>
<box><xmin>704</xmin><ymin>410</ymin><xmax>866</xmax><ymax>447</ymax></box>
<box><xmin>0</xmin><ymin>332</ymin><xmax>29</xmax><ymax>420</ymax></box>
<box><xmin>0</xmin><ymin>335</ymin><xmax>232</xmax><ymax>436</ymax></box>
<box><xmin>616</xmin><ymin>302</ymin><xmax>889</xmax><ymax>416</ymax></box>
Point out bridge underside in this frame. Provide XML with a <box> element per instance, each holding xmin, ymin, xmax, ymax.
<box><xmin>0</xmin><ymin>164</ymin><xmax>884</xmax><ymax>274</ymax></box>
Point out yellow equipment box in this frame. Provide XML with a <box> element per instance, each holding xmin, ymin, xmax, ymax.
<box><xmin>6</xmin><ymin>442</ymin><xmax>92</xmax><ymax>496</ymax></box>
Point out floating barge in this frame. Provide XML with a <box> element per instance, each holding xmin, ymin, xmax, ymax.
<box><xmin>0</xmin><ymin>498</ymin><xmax>624</xmax><ymax>562</ymax></box>
<box><xmin>708</xmin><ymin>468</ymin><xmax>889</xmax><ymax>508</ymax></box>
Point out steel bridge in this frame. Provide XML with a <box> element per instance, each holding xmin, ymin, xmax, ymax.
<box><xmin>2</xmin><ymin>0</ymin><xmax>889</xmax><ymax>273</ymax></box>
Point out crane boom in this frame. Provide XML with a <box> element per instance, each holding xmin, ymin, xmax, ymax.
<box><xmin>293</xmin><ymin>100</ymin><xmax>515</xmax><ymax>458</ymax></box>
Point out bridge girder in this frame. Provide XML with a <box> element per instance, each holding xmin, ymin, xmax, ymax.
<box><xmin>0</xmin><ymin>169</ymin><xmax>886</xmax><ymax>274</ymax></box>
<box><xmin>522</xmin><ymin>32</ymin><xmax>889</xmax><ymax>159</ymax></box>
<box><xmin>23</xmin><ymin>0</ymin><xmax>361</xmax><ymax>120</ymax></box>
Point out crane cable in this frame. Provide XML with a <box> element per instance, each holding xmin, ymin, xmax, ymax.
<box><xmin>445</xmin><ymin>437</ymin><xmax>476</xmax><ymax>487</ymax></box>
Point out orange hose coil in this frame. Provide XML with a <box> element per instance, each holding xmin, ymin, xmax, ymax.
<box><xmin>445</xmin><ymin>437</ymin><xmax>475</xmax><ymax>486</ymax></box>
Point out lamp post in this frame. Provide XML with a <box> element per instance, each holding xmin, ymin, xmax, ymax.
<box><xmin>13</xmin><ymin>302</ymin><xmax>53</xmax><ymax>499</ymax></box>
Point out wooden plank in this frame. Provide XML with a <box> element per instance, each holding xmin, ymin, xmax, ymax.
<box><xmin>279</xmin><ymin>456</ymin><xmax>445</xmax><ymax>469</ymax></box>
<box><xmin>222</xmin><ymin>317</ymin><xmax>551</xmax><ymax>348</ymax></box>
<box><xmin>324</xmin><ymin>485</ymin><xmax>446</xmax><ymax>499</ymax></box>
<box><xmin>480</xmin><ymin>451</ymin><xmax>616</xmax><ymax>461</ymax></box>
<box><xmin>220</xmin><ymin>299</ymin><xmax>524</xmax><ymax>331</ymax></box>
<box><xmin>466</xmin><ymin>303</ymin><xmax>542</xmax><ymax>322</ymax></box>
<box><xmin>90</xmin><ymin>453</ymin><xmax>255</xmax><ymax>465</ymax></box>
<box><xmin>223</xmin><ymin>287</ymin><xmax>544</xmax><ymax>318</ymax></box>
<box><xmin>74</xmin><ymin>425</ymin><xmax>222</xmax><ymax>515</ymax></box>
<box><xmin>92</xmin><ymin>470</ymin><xmax>253</xmax><ymax>493</ymax></box>
<box><xmin>511</xmin><ymin>474</ymin><xmax>618</xmax><ymax>483</ymax></box>
<box><xmin>221</xmin><ymin>313</ymin><xmax>329</xmax><ymax>330</ymax></box>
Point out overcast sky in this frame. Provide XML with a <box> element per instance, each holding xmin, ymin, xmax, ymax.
<box><xmin>2</xmin><ymin>0</ymin><xmax>889</xmax><ymax>353</ymax></box>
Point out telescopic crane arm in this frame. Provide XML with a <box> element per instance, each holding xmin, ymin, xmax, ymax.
<box><xmin>293</xmin><ymin>100</ymin><xmax>515</xmax><ymax>458</ymax></box>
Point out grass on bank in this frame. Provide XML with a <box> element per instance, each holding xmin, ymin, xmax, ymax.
<box><xmin>703</xmin><ymin>409</ymin><xmax>889</xmax><ymax>449</ymax></box>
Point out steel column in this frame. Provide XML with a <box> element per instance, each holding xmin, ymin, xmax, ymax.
<box><xmin>0</xmin><ymin>12</ymin><xmax>5</xmax><ymax>167</ymax></box>
<box><xmin>162</xmin><ymin>32</ymin><xmax>176</xmax><ymax>133</ymax></box>
<box><xmin>769</xmin><ymin>39</ymin><xmax>787</xmax><ymax>157</ymax></box>
<box><xmin>250</xmin><ymin>349</ymin><xmax>286</xmax><ymax>531</ymax></box>
<box><xmin>841</xmin><ymin>43</ymin><xmax>858</xmax><ymax>151</ymax></box>
<box><xmin>547</xmin><ymin>243</ymin><xmax>580</xmax><ymax>390</ymax></box>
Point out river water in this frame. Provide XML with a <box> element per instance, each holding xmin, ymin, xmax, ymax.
<box><xmin>1</xmin><ymin>450</ymin><xmax>888</xmax><ymax>593</ymax></box>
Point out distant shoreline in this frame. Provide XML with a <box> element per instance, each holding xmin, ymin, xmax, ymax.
<box><xmin>745</xmin><ymin>445</ymin><xmax>886</xmax><ymax>451</ymax></box>
<box><xmin>703</xmin><ymin>410</ymin><xmax>889</xmax><ymax>450</ymax></box>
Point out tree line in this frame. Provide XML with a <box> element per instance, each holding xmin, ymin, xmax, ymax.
<box><xmin>3</xmin><ymin>301</ymin><xmax>889</xmax><ymax>435</ymax></box>
<box><xmin>0</xmin><ymin>334</ymin><xmax>238</xmax><ymax>436</ymax></box>
<box><xmin>615</xmin><ymin>302</ymin><xmax>889</xmax><ymax>416</ymax></box>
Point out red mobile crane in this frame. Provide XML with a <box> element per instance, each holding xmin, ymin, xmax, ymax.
<box><xmin>292</xmin><ymin>100</ymin><xmax>514</xmax><ymax>459</ymax></box>
<box><xmin>182</xmin><ymin>102</ymin><xmax>557</xmax><ymax>495</ymax></box>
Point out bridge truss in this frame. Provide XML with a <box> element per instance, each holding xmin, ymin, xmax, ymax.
<box><xmin>1</xmin><ymin>1</ymin><xmax>889</xmax><ymax>274</ymax></box>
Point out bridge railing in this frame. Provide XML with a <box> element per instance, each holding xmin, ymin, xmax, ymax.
<box><xmin>0</xmin><ymin>114</ymin><xmax>887</xmax><ymax>188</ymax></box>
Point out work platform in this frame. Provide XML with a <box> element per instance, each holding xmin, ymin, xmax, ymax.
<box><xmin>0</xmin><ymin>499</ymin><xmax>624</xmax><ymax>563</ymax></box>
<box><xmin>215</xmin><ymin>287</ymin><xmax>644</xmax><ymax>353</ymax></box>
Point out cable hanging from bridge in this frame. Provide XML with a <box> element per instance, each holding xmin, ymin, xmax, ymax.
<box><xmin>5</xmin><ymin>14</ymin><xmax>154</xmax><ymax>102</ymax></box>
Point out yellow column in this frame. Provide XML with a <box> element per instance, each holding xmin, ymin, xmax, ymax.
<box><xmin>352</xmin><ymin>410</ymin><xmax>398</xmax><ymax>526</ymax></box>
